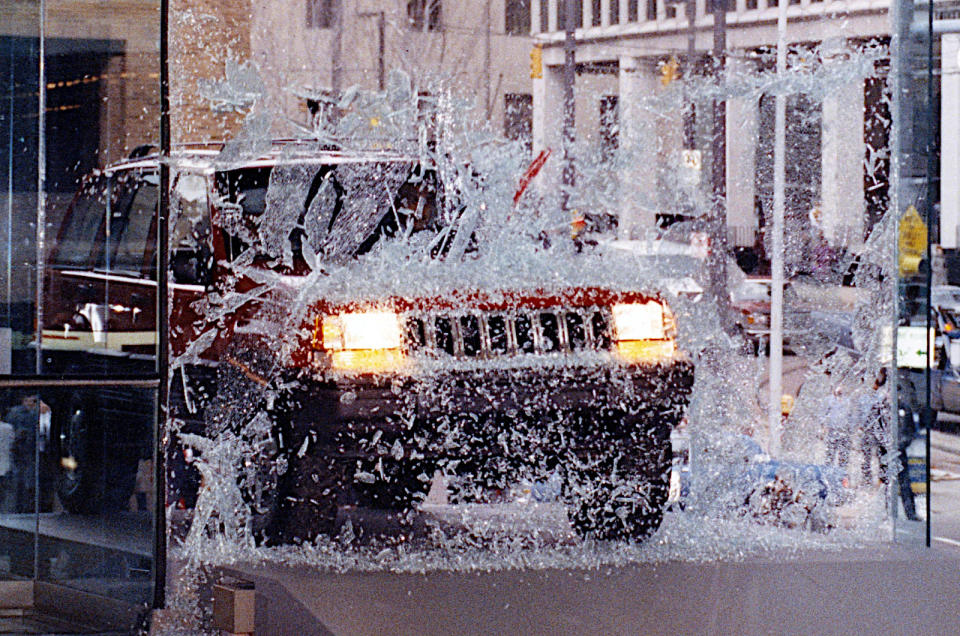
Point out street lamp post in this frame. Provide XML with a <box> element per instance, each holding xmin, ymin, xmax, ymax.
<box><xmin>684</xmin><ymin>0</ymin><xmax>696</xmax><ymax>150</ymax></box>
<box><xmin>709</xmin><ymin>0</ymin><xmax>732</xmax><ymax>331</ymax></box>
<box><xmin>562</xmin><ymin>0</ymin><xmax>577</xmax><ymax>214</ymax></box>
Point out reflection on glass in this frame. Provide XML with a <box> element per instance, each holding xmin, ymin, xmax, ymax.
<box><xmin>38</xmin><ymin>388</ymin><xmax>154</xmax><ymax>601</ymax></box>
<box><xmin>0</xmin><ymin>0</ymin><xmax>160</xmax><ymax>623</ymax></box>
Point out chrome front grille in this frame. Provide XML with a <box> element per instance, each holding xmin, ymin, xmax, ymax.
<box><xmin>404</xmin><ymin>307</ymin><xmax>613</xmax><ymax>358</ymax></box>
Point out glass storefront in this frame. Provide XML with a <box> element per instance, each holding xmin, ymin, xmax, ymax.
<box><xmin>0</xmin><ymin>0</ymin><xmax>951</xmax><ymax>629</ymax></box>
<box><xmin>0</xmin><ymin>0</ymin><xmax>160</xmax><ymax>629</ymax></box>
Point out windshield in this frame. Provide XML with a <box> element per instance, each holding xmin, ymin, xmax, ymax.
<box><xmin>214</xmin><ymin>161</ymin><xmax>443</xmax><ymax>267</ymax></box>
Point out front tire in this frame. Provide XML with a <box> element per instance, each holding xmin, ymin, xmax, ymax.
<box><xmin>57</xmin><ymin>393</ymin><xmax>138</xmax><ymax>514</ymax></box>
<box><xmin>566</xmin><ymin>444</ymin><xmax>672</xmax><ymax>542</ymax></box>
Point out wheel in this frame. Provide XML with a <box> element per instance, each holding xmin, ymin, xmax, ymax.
<box><xmin>265</xmin><ymin>450</ymin><xmax>433</xmax><ymax>545</ymax></box>
<box><xmin>56</xmin><ymin>392</ymin><xmax>139</xmax><ymax>514</ymax></box>
<box><xmin>234</xmin><ymin>413</ymin><xmax>285</xmax><ymax>542</ymax></box>
<box><xmin>264</xmin><ymin>453</ymin><xmax>348</xmax><ymax>544</ymax></box>
<box><xmin>199</xmin><ymin>346</ymin><xmax>286</xmax><ymax>543</ymax></box>
<box><xmin>566</xmin><ymin>434</ymin><xmax>672</xmax><ymax>542</ymax></box>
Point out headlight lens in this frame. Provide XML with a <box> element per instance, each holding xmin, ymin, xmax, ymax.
<box><xmin>612</xmin><ymin>302</ymin><xmax>665</xmax><ymax>340</ymax></box>
<box><xmin>611</xmin><ymin>301</ymin><xmax>675</xmax><ymax>363</ymax></box>
<box><xmin>322</xmin><ymin>311</ymin><xmax>402</xmax><ymax>350</ymax></box>
<box><xmin>315</xmin><ymin>310</ymin><xmax>405</xmax><ymax>372</ymax></box>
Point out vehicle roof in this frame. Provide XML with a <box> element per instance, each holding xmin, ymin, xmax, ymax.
<box><xmin>104</xmin><ymin>139</ymin><xmax>423</xmax><ymax>174</ymax></box>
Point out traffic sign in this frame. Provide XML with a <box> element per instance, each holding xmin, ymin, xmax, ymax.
<box><xmin>898</xmin><ymin>205</ymin><xmax>927</xmax><ymax>276</ymax></box>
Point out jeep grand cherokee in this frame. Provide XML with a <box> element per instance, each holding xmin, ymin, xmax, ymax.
<box><xmin>42</xmin><ymin>141</ymin><xmax>694</xmax><ymax>543</ymax></box>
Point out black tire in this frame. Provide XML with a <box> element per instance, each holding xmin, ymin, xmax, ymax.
<box><xmin>265</xmin><ymin>453</ymin><xmax>347</xmax><ymax>544</ymax></box>
<box><xmin>56</xmin><ymin>392</ymin><xmax>138</xmax><ymax>514</ymax></box>
<box><xmin>200</xmin><ymin>344</ymin><xmax>284</xmax><ymax>543</ymax></box>
<box><xmin>238</xmin><ymin>418</ymin><xmax>284</xmax><ymax>542</ymax></box>
<box><xmin>566</xmin><ymin>424</ymin><xmax>673</xmax><ymax>542</ymax></box>
<box><xmin>266</xmin><ymin>450</ymin><xmax>433</xmax><ymax>545</ymax></box>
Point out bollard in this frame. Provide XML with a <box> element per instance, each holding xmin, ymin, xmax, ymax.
<box><xmin>213</xmin><ymin>579</ymin><xmax>255</xmax><ymax>635</ymax></box>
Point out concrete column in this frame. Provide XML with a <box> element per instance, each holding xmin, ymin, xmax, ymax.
<box><xmin>942</xmin><ymin>34</ymin><xmax>960</xmax><ymax>248</ymax></box>
<box><xmin>533</xmin><ymin>0</ymin><xmax>543</xmax><ymax>32</ymax></box>
<box><xmin>618</xmin><ymin>56</ymin><xmax>659</xmax><ymax>237</ymax></box>
<box><xmin>532</xmin><ymin>61</ymin><xmax>565</xmax><ymax>154</ymax></box>
<box><xmin>600</xmin><ymin>0</ymin><xmax>611</xmax><ymax>26</ymax></box>
<box><xmin>726</xmin><ymin>55</ymin><xmax>759</xmax><ymax>247</ymax></box>
<box><xmin>821</xmin><ymin>41</ymin><xmax>865</xmax><ymax>249</ymax></box>
<box><xmin>532</xmin><ymin>61</ymin><xmax>567</xmax><ymax>196</ymax></box>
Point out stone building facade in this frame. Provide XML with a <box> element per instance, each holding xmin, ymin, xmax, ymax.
<box><xmin>529</xmin><ymin>0</ymin><xmax>893</xmax><ymax>252</ymax></box>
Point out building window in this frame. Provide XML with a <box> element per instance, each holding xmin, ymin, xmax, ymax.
<box><xmin>632</xmin><ymin>0</ymin><xmax>643</xmax><ymax>22</ymax></box>
<box><xmin>504</xmin><ymin>93</ymin><xmax>533</xmax><ymax>151</ymax></box>
<box><xmin>506</xmin><ymin>0</ymin><xmax>531</xmax><ymax>34</ymax></box>
<box><xmin>591</xmin><ymin>0</ymin><xmax>602</xmax><ymax>25</ymax></box>
<box><xmin>600</xmin><ymin>95</ymin><xmax>619</xmax><ymax>160</ymax></box>
<box><xmin>541</xmin><ymin>0</ymin><xmax>551</xmax><ymax>30</ymax></box>
<box><xmin>610</xmin><ymin>0</ymin><xmax>620</xmax><ymax>23</ymax></box>
<box><xmin>408</xmin><ymin>0</ymin><xmax>442</xmax><ymax>31</ymax></box>
<box><xmin>306</xmin><ymin>0</ymin><xmax>338</xmax><ymax>29</ymax></box>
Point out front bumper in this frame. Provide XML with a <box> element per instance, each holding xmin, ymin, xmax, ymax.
<box><xmin>280</xmin><ymin>360</ymin><xmax>694</xmax><ymax>461</ymax></box>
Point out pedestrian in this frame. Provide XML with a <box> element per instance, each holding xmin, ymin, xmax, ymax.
<box><xmin>0</xmin><ymin>417</ymin><xmax>14</xmax><ymax>513</ymax></box>
<box><xmin>896</xmin><ymin>399</ymin><xmax>919</xmax><ymax>521</ymax></box>
<box><xmin>824</xmin><ymin>382</ymin><xmax>853</xmax><ymax>468</ymax></box>
<box><xmin>5</xmin><ymin>394</ymin><xmax>51</xmax><ymax>513</ymax></box>
<box><xmin>860</xmin><ymin>368</ymin><xmax>890</xmax><ymax>485</ymax></box>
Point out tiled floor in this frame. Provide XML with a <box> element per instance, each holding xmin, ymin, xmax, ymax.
<box><xmin>0</xmin><ymin>608</ymin><xmax>131</xmax><ymax>635</ymax></box>
<box><xmin>0</xmin><ymin>609</ymin><xmax>89</xmax><ymax>634</ymax></box>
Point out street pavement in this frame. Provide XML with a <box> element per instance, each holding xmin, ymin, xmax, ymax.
<box><xmin>929</xmin><ymin>421</ymin><xmax>960</xmax><ymax>549</ymax></box>
<box><xmin>211</xmin><ymin>544</ymin><xmax>960</xmax><ymax>635</ymax></box>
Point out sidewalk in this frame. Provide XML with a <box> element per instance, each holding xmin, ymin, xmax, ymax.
<box><xmin>208</xmin><ymin>544</ymin><xmax>960</xmax><ymax>635</ymax></box>
<box><xmin>930</xmin><ymin>425</ymin><xmax>960</xmax><ymax>547</ymax></box>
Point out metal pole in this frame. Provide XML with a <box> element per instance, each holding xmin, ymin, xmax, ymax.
<box><xmin>709</xmin><ymin>0</ymin><xmax>731</xmax><ymax>328</ymax></box>
<box><xmin>769</xmin><ymin>0</ymin><xmax>788</xmax><ymax>457</ymax></box>
<box><xmin>35</xmin><ymin>0</ymin><xmax>47</xmax><ymax>583</ymax></box>
<box><xmin>684</xmin><ymin>0</ymin><xmax>696</xmax><ymax>149</ymax></box>
<box><xmin>925</xmin><ymin>0</ymin><xmax>935</xmax><ymax>547</ymax></box>
<box><xmin>711</xmin><ymin>0</ymin><xmax>725</xmax><ymax>196</ymax></box>
<box><xmin>154</xmin><ymin>0</ymin><xmax>171</xmax><ymax>609</ymax></box>
<box><xmin>331</xmin><ymin>0</ymin><xmax>343</xmax><ymax>95</ymax></box>
<box><xmin>377</xmin><ymin>11</ymin><xmax>385</xmax><ymax>92</ymax></box>
<box><xmin>561</xmin><ymin>0</ymin><xmax>577</xmax><ymax>213</ymax></box>
<box><xmin>484</xmin><ymin>0</ymin><xmax>492</xmax><ymax>115</ymax></box>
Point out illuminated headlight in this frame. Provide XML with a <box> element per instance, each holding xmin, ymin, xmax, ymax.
<box><xmin>321</xmin><ymin>311</ymin><xmax>402</xmax><ymax>350</ymax></box>
<box><xmin>315</xmin><ymin>310</ymin><xmax>405</xmax><ymax>372</ymax></box>
<box><xmin>612</xmin><ymin>302</ymin><xmax>665</xmax><ymax>340</ymax></box>
<box><xmin>611</xmin><ymin>301</ymin><xmax>675</xmax><ymax>362</ymax></box>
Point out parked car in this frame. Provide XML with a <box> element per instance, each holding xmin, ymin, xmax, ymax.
<box><xmin>730</xmin><ymin>274</ymin><xmax>772</xmax><ymax>345</ymax></box>
<box><xmin>41</xmin><ymin>141</ymin><xmax>695</xmax><ymax>543</ymax></box>
<box><xmin>932</xmin><ymin>285</ymin><xmax>960</xmax><ymax>311</ymax></box>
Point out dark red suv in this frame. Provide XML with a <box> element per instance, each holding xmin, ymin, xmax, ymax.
<box><xmin>43</xmin><ymin>141</ymin><xmax>694</xmax><ymax>543</ymax></box>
